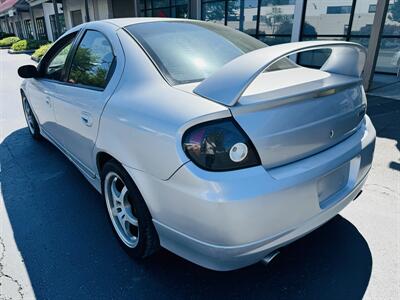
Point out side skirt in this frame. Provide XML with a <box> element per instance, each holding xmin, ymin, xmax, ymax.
<box><xmin>39</xmin><ymin>127</ymin><xmax>102</xmax><ymax>193</ymax></box>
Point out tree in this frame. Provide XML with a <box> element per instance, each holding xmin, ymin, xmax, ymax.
<box><xmin>69</xmin><ymin>47</ymin><xmax>109</xmax><ymax>88</ymax></box>
<box><xmin>203</xmin><ymin>1</ymin><xmax>238</xmax><ymax>22</ymax></box>
<box><xmin>389</xmin><ymin>0</ymin><xmax>400</xmax><ymax>22</ymax></box>
<box><xmin>275</xmin><ymin>20</ymin><xmax>317</xmax><ymax>36</ymax></box>
<box><xmin>302</xmin><ymin>22</ymin><xmax>317</xmax><ymax>36</ymax></box>
<box><xmin>275</xmin><ymin>20</ymin><xmax>292</xmax><ymax>35</ymax></box>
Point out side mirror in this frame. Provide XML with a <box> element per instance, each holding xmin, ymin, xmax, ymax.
<box><xmin>18</xmin><ymin>65</ymin><xmax>40</xmax><ymax>79</ymax></box>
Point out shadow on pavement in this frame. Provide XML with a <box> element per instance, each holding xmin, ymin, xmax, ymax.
<box><xmin>1</xmin><ymin>128</ymin><xmax>372</xmax><ymax>299</ymax></box>
<box><xmin>367</xmin><ymin>95</ymin><xmax>400</xmax><ymax>171</ymax></box>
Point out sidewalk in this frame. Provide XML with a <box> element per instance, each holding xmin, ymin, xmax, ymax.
<box><xmin>1</xmin><ymin>51</ymin><xmax>36</xmax><ymax>299</ymax></box>
<box><xmin>369</xmin><ymin>74</ymin><xmax>400</xmax><ymax>101</ymax></box>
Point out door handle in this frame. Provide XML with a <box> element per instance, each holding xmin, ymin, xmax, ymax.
<box><xmin>80</xmin><ymin>112</ymin><xmax>93</xmax><ymax>127</ymax></box>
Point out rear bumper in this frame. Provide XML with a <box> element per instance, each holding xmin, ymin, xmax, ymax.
<box><xmin>125</xmin><ymin>116</ymin><xmax>376</xmax><ymax>271</ymax></box>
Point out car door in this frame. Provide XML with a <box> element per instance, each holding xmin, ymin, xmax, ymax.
<box><xmin>50</xmin><ymin>24</ymin><xmax>124</xmax><ymax>177</ymax></box>
<box><xmin>26</xmin><ymin>32</ymin><xmax>78</xmax><ymax>138</ymax></box>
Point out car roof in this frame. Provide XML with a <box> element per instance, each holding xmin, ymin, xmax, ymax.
<box><xmin>103</xmin><ymin>17</ymin><xmax>194</xmax><ymax>28</ymax></box>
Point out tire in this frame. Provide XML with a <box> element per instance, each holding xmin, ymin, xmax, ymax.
<box><xmin>101</xmin><ymin>159</ymin><xmax>160</xmax><ymax>258</ymax></box>
<box><xmin>22</xmin><ymin>94</ymin><xmax>41</xmax><ymax>140</ymax></box>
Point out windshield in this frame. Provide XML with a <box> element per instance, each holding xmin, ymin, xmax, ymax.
<box><xmin>125</xmin><ymin>21</ymin><xmax>296</xmax><ymax>85</ymax></box>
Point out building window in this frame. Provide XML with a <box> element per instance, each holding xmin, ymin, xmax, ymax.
<box><xmin>351</xmin><ymin>0</ymin><xmax>377</xmax><ymax>36</ymax></box>
<box><xmin>70</xmin><ymin>10</ymin><xmax>83</xmax><ymax>27</ymax></box>
<box><xmin>198</xmin><ymin>0</ymin><xmax>397</xmax><ymax>75</ymax></box>
<box><xmin>201</xmin><ymin>0</ymin><xmax>295</xmax><ymax>45</ymax></box>
<box><xmin>139</xmin><ymin>0</ymin><xmax>190</xmax><ymax>18</ymax></box>
<box><xmin>299</xmin><ymin>0</ymin><xmax>381</xmax><ymax>70</ymax></box>
<box><xmin>368</xmin><ymin>4</ymin><xmax>376</xmax><ymax>13</ymax></box>
<box><xmin>50</xmin><ymin>14</ymin><xmax>66</xmax><ymax>40</ymax></box>
<box><xmin>24</xmin><ymin>19</ymin><xmax>33</xmax><ymax>39</ymax></box>
<box><xmin>326</xmin><ymin>6</ymin><xmax>352</xmax><ymax>14</ymax></box>
<box><xmin>202</xmin><ymin>1</ymin><xmax>226</xmax><ymax>25</ymax></box>
<box><xmin>35</xmin><ymin>17</ymin><xmax>48</xmax><ymax>41</ymax></box>
<box><xmin>303</xmin><ymin>0</ymin><xmax>353</xmax><ymax>36</ymax></box>
<box><xmin>112</xmin><ymin>0</ymin><xmax>136</xmax><ymax>17</ymax></box>
<box><xmin>258</xmin><ymin>0</ymin><xmax>295</xmax><ymax>44</ymax></box>
<box><xmin>15</xmin><ymin>21</ymin><xmax>23</xmax><ymax>38</ymax></box>
<box><xmin>375</xmin><ymin>0</ymin><xmax>400</xmax><ymax>74</ymax></box>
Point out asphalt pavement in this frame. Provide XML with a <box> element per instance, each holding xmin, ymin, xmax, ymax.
<box><xmin>0</xmin><ymin>49</ymin><xmax>399</xmax><ymax>300</ymax></box>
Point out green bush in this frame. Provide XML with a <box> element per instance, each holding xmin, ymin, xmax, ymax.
<box><xmin>0</xmin><ymin>36</ymin><xmax>20</xmax><ymax>47</ymax></box>
<box><xmin>31</xmin><ymin>43</ymin><xmax>53</xmax><ymax>60</ymax></box>
<box><xmin>11</xmin><ymin>40</ymin><xmax>28</xmax><ymax>51</ymax></box>
<box><xmin>11</xmin><ymin>39</ymin><xmax>47</xmax><ymax>51</ymax></box>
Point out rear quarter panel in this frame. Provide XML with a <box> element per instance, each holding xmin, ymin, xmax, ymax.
<box><xmin>94</xmin><ymin>29</ymin><xmax>229</xmax><ymax>180</ymax></box>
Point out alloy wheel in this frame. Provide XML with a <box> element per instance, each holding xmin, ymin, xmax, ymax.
<box><xmin>104</xmin><ymin>172</ymin><xmax>139</xmax><ymax>248</ymax></box>
<box><xmin>23</xmin><ymin>100</ymin><xmax>35</xmax><ymax>135</ymax></box>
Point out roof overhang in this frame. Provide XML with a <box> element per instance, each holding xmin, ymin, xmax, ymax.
<box><xmin>0</xmin><ymin>0</ymin><xmax>29</xmax><ymax>15</ymax></box>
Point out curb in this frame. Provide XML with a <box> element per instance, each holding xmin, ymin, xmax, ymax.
<box><xmin>31</xmin><ymin>56</ymin><xmax>41</xmax><ymax>62</ymax></box>
<box><xmin>8</xmin><ymin>49</ymin><xmax>35</xmax><ymax>54</ymax></box>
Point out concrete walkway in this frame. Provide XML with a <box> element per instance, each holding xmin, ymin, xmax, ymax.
<box><xmin>0</xmin><ymin>49</ymin><xmax>399</xmax><ymax>299</ymax></box>
<box><xmin>369</xmin><ymin>74</ymin><xmax>400</xmax><ymax>100</ymax></box>
<box><xmin>1</xmin><ymin>51</ymin><xmax>36</xmax><ymax>300</ymax></box>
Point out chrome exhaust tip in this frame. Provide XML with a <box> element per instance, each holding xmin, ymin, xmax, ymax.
<box><xmin>261</xmin><ymin>250</ymin><xmax>280</xmax><ymax>265</ymax></box>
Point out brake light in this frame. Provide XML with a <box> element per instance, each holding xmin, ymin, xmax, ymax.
<box><xmin>182</xmin><ymin>118</ymin><xmax>260</xmax><ymax>171</ymax></box>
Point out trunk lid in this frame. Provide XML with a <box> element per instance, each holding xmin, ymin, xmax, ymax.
<box><xmin>187</xmin><ymin>41</ymin><xmax>367</xmax><ymax>169</ymax></box>
<box><xmin>230</xmin><ymin>67</ymin><xmax>366</xmax><ymax>168</ymax></box>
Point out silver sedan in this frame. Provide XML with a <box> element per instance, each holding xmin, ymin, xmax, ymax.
<box><xmin>18</xmin><ymin>18</ymin><xmax>376</xmax><ymax>271</ymax></box>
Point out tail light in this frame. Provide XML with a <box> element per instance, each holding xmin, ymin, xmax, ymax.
<box><xmin>182</xmin><ymin>118</ymin><xmax>261</xmax><ymax>171</ymax></box>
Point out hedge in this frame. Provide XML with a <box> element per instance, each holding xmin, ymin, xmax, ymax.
<box><xmin>11</xmin><ymin>39</ymin><xmax>47</xmax><ymax>51</ymax></box>
<box><xmin>0</xmin><ymin>36</ymin><xmax>20</xmax><ymax>47</ymax></box>
<box><xmin>0</xmin><ymin>32</ymin><xmax>15</xmax><ymax>39</ymax></box>
<box><xmin>31</xmin><ymin>43</ymin><xmax>53</xmax><ymax>60</ymax></box>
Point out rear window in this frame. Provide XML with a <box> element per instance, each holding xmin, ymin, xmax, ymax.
<box><xmin>125</xmin><ymin>21</ymin><xmax>297</xmax><ymax>85</ymax></box>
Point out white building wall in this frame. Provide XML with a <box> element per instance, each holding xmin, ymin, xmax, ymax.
<box><xmin>62</xmin><ymin>0</ymin><xmax>103</xmax><ymax>29</ymax></box>
<box><xmin>40</xmin><ymin>2</ymin><xmax>63</xmax><ymax>41</ymax></box>
<box><xmin>62</xmin><ymin>0</ymin><xmax>86</xmax><ymax>29</ymax></box>
<box><xmin>95</xmin><ymin>0</ymin><xmax>111</xmax><ymax>20</ymax></box>
<box><xmin>42</xmin><ymin>3</ymin><xmax>55</xmax><ymax>41</ymax></box>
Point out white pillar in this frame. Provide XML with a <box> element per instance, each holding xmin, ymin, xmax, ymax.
<box><xmin>191</xmin><ymin>0</ymin><xmax>201</xmax><ymax>20</ymax></box>
<box><xmin>291</xmin><ymin>0</ymin><xmax>305</xmax><ymax>42</ymax></box>
<box><xmin>363</xmin><ymin>0</ymin><xmax>390</xmax><ymax>91</ymax></box>
<box><xmin>290</xmin><ymin>0</ymin><xmax>305</xmax><ymax>61</ymax></box>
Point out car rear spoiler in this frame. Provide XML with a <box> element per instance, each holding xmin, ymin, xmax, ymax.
<box><xmin>193</xmin><ymin>41</ymin><xmax>366</xmax><ymax>107</ymax></box>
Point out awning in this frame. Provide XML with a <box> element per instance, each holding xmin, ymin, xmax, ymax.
<box><xmin>0</xmin><ymin>0</ymin><xmax>18</xmax><ymax>14</ymax></box>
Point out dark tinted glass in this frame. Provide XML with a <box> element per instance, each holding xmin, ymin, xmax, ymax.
<box><xmin>44</xmin><ymin>35</ymin><xmax>75</xmax><ymax>81</ymax></box>
<box><xmin>126</xmin><ymin>21</ymin><xmax>297</xmax><ymax>85</ymax></box>
<box><xmin>68</xmin><ymin>30</ymin><xmax>114</xmax><ymax>89</ymax></box>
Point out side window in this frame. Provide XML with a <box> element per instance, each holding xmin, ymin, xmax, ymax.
<box><xmin>67</xmin><ymin>30</ymin><xmax>115</xmax><ymax>89</ymax></box>
<box><xmin>44</xmin><ymin>35</ymin><xmax>75</xmax><ymax>81</ymax></box>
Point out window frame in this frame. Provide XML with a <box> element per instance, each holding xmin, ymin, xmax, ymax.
<box><xmin>38</xmin><ymin>31</ymin><xmax>81</xmax><ymax>82</ymax></box>
<box><xmin>326</xmin><ymin>6</ymin><xmax>352</xmax><ymax>15</ymax></box>
<box><xmin>140</xmin><ymin>0</ymin><xmax>191</xmax><ymax>18</ymax></box>
<box><xmin>64</xmin><ymin>29</ymin><xmax>117</xmax><ymax>91</ymax></box>
<box><xmin>200</xmin><ymin>0</ymin><xmax>296</xmax><ymax>43</ymax></box>
<box><xmin>35</xmin><ymin>16</ymin><xmax>48</xmax><ymax>40</ymax></box>
<box><xmin>38</xmin><ymin>29</ymin><xmax>116</xmax><ymax>91</ymax></box>
<box><xmin>70</xmin><ymin>9</ymin><xmax>83</xmax><ymax>27</ymax></box>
